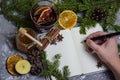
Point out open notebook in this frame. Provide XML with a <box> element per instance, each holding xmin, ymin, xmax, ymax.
<box><xmin>45</xmin><ymin>24</ymin><xmax>107</xmax><ymax>77</ymax></box>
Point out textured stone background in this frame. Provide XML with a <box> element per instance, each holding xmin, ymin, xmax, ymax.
<box><xmin>0</xmin><ymin>0</ymin><xmax>120</xmax><ymax>79</ymax></box>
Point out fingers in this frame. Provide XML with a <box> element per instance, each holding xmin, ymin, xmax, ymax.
<box><xmin>86</xmin><ymin>32</ymin><xmax>104</xmax><ymax>53</ymax></box>
<box><xmin>86</xmin><ymin>39</ymin><xmax>100</xmax><ymax>52</ymax></box>
<box><xmin>104</xmin><ymin>36</ymin><xmax>117</xmax><ymax>46</ymax></box>
<box><xmin>86</xmin><ymin>31</ymin><xmax>117</xmax><ymax>54</ymax></box>
<box><xmin>87</xmin><ymin>31</ymin><xmax>107</xmax><ymax>39</ymax></box>
<box><xmin>87</xmin><ymin>31</ymin><xmax>108</xmax><ymax>45</ymax></box>
<box><xmin>111</xmin><ymin>36</ymin><xmax>117</xmax><ymax>42</ymax></box>
<box><xmin>86</xmin><ymin>46</ymin><xmax>93</xmax><ymax>53</ymax></box>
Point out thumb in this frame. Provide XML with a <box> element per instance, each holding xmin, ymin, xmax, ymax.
<box><xmin>86</xmin><ymin>39</ymin><xmax>100</xmax><ymax>52</ymax></box>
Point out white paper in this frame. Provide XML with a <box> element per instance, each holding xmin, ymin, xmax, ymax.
<box><xmin>46</xmin><ymin>24</ymin><xmax>107</xmax><ymax>77</ymax></box>
<box><xmin>46</xmin><ymin>29</ymin><xmax>82</xmax><ymax>76</ymax></box>
<box><xmin>71</xmin><ymin>24</ymin><xmax>106</xmax><ymax>74</ymax></box>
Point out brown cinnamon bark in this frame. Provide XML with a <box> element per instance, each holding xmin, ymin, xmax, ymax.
<box><xmin>36</xmin><ymin>28</ymin><xmax>60</xmax><ymax>51</ymax></box>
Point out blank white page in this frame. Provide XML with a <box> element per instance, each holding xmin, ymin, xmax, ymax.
<box><xmin>46</xmin><ymin>29</ymin><xmax>82</xmax><ymax>77</ymax></box>
<box><xmin>70</xmin><ymin>24</ymin><xmax>106</xmax><ymax>74</ymax></box>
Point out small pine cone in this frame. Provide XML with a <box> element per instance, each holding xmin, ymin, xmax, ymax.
<box><xmin>91</xmin><ymin>8</ymin><xmax>107</xmax><ymax>22</ymax></box>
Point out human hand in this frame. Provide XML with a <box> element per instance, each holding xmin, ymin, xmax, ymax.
<box><xmin>86</xmin><ymin>31</ymin><xmax>119</xmax><ymax>64</ymax></box>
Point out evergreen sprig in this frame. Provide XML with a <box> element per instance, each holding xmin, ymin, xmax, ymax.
<box><xmin>58</xmin><ymin>0</ymin><xmax>120</xmax><ymax>34</ymax></box>
<box><xmin>40</xmin><ymin>51</ymin><xmax>70</xmax><ymax>80</ymax></box>
<box><xmin>0</xmin><ymin>0</ymin><xmax>37</xmax><ymax>28</ymax></box>
<box><xmin>1</xmin><ymin>0</ymin><xmax>120</xmax><ymax>34</ymax></box>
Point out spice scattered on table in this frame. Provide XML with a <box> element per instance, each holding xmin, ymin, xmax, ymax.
<box><xmin>57</xmin><ymin>34</ymin><xmax>64</xmax><ymax>42</ymax></box>
<box><xmin>27</xmin><ymin>48</ymin><xmax>42</xmax><ymax>75</ymax></box>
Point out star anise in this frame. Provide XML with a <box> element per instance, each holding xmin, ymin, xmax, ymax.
<box><xmin>57</xmin><ymin>34</ymin><xmax>64</xmax><ymax>42</ymax></box>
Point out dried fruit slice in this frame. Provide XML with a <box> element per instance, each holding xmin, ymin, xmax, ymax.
<box><xmin>58</xmin><ymin>10</ymin><xmax>77</xmax><ymax>29</ymax></box>
<box><xmin>33</xmin><ymin>6</ymin><xmax>50</xmax><ymax>16</ymax></box>
<box><xmin>37</xmin><ymin>7</ymin><xmax>52</xmax><ymax>23</ymax></box>
<box><xmin>15</xmin><ymin>60</ymin><xmax>31</xmax><ymax>74</ymax></box>
<box><xmin>6</xmin><ymin>54</ymin><xmax>24</xmax><ymax>75</ymax></box>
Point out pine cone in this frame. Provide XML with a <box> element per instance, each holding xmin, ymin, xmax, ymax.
<box><xmin>91</xmin><ymin>8</ymin><xmax>107</xmax><ymax>22</ymax></box>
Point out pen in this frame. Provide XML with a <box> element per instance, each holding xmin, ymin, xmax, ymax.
<box><xmin>84</xmin><ymin>32</ymin><xmax>120</xmax><ymax>42</ymax></box>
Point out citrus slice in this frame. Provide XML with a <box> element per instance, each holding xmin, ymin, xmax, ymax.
<box><xmin>15</xmin><ymin>60</ymin><xmax>31</xmax><ymax>74</ymax></box>
<box><xmin>37</xmin><ymin>7</ymin><xmax>52</xmax><ymax>23</ymax></box>
<box><xmin>33</xmin><ymin>6</ymin><xmax>49</xmax><ymax>16</ymax></box>
<box><xmin>58</xmin><ymin>10</ymin><xmax>77</xmax><ymax>29</ymax></box>
<box><xmin>6</xmin><ymin>54</ymin><xmax>24</xmax><ymax>75</ymax></box>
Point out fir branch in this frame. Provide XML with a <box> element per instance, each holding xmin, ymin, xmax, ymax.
<box><xmin>82</xmin><ymin>0</ymin><xmax>93</xmax><ymax>5</ymax></box>
<box><xmin>52</xmin><ymin>68</ymin><xmax>63</xmax><ymax>80</ymax></box>
<box><xmin>40</xmin><ymin>51</ymin><xmax>70</xmax><ymax>80</ymax></box>
<box><xmin>0</xmin><ymin>0</ymin><xmax>37</xmax><ymax>27</ymax></box>
<box><xmin>1</xmin><ymin>0</ymin><xmax>120</xmax><ymax>34</ymax></box>
<box><xmin>78</xmin><ymin>17</ymin><xmax>96</xmax><ymax>34</ymax></box>
<box><xmin>78</xmin><ymin>4</ymin><xmax>89</xmax><ymax>12</ymax></box>
<box><xmin>63</xmin><ymin>66</ymin><xmax>70</xmax><ymax>80</ymax></box>
<box><xmin>59</xmin><ymin>0</ymin><xmax>120</xmax><ymax>34</ymax></box>
<box><xmin>57</xmin><ymin>2</ymin><xmax>80</xmax><ymax>12</ymax></box>
<box><xmin>41</xmin><ymin>51</ymin><xmax>47</xmax><ymax>60</ymax></box>
<box><xmin>112</xmin><ymin>25</ymin><xmax>120</xmax><ymax>32</ymax></box>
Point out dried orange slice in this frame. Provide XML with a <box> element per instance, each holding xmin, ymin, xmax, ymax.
<box><xmin>6</xmin><ymin>54</ymin><xmax>24</xmax><ymax>75</ymax></box>
<box><xmin>33</xmin><ymin>6</ymin><xmax>49</xmax><ymax>16</ymax></box>
<box><xmin>58</xmin><ymin>10</ymin><xmax>77</xmax><ymax>29</ymax></box>
<box><xmin>37</xmin><ymin>7</ymin><xmax>52</xmax><ymax>23</ymax></box>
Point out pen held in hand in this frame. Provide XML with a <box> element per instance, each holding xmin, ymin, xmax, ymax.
<box><xmin>84</xmin><ymin>32</ymin><xmax>120</xmax><ymax>42</ymax></box>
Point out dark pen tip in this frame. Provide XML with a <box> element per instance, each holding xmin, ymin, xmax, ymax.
<box><xmin>84</xmin><ymin>40</ymin><xmax>86</xmax><ymax>42</ymax></box>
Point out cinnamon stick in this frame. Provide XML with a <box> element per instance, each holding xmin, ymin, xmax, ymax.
<box><xmin>44</xmin><ymin>29</ymin><xmax>59</xmax><ymax>50</ymax></box>
<box><xmin>36</xmin><ymin>28</ymin><xmax>60</xmax><ymax>51</ymax></box>
<box><xmin>42</xmin><ymin>29</ymin><xmax>60</xmax><ymax>50</ymax></box>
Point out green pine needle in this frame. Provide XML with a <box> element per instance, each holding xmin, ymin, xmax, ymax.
<box><xmin>63</xmin><ymin>66</ymin><xmax>70</xmax><ymax>80</ymax></box>
<box><xmin>0</xmin><ymin>0</ymin><xmax>37</xmax><ymax>27</ymax></box>
<box><xmin>40</xmin><ymin>51</ymin><xmax>70</xmax><ymax>80</ymax></box>
<box><xmin>1</xmin><ymin>0</ymin><xmax>120</xmax><ymax>34</ymax></box>
<box><xmin>58</xmin><ymin>0</ymin><xmax>120</xmax><ymax>34</ymax></box>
